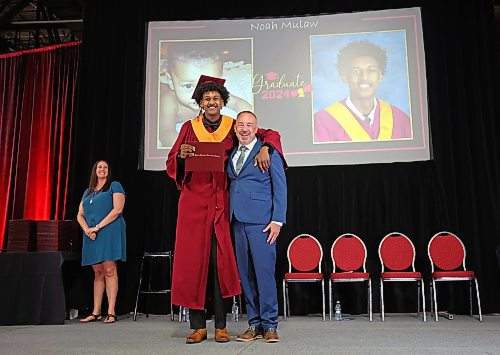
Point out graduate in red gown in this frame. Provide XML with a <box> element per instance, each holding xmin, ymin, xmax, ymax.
<box><xmin>166</xmin><ymin>76</ymin><xmax>285</xmax><ymax>344</ymax></box>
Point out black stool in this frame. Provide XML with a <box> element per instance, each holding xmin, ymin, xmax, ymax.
<box><xmin>133</xmin><ymin>251</ymin><xmax>174</xmax><ymax>321</ymax></box>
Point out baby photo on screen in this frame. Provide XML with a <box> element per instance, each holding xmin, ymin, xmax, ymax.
<box><xmin>158</xmin><ymin>39</ymin><xmax>253</xmax><ymax>148</ymax></box>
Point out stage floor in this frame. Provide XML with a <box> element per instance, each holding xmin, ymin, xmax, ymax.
<box><xmin>1</xmin><ymin>313</ymin><xmax>499</xmax><ymax>354</ymax></box>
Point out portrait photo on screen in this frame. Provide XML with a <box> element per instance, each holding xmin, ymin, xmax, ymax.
<box><xmin>312</xmin><ymin>32</ymin><xmax>412</xmax><ymax>143</ymax></box>
<box><xmin>157</xmin><ymin>39</ymin><xmax>252</xmax><ymax>149</ymax></box>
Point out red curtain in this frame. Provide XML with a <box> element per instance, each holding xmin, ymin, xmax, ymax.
<box><xmin>0</xmin><ymin>42</ymin><xmax>80</xmax><ymax>250</ymax></box>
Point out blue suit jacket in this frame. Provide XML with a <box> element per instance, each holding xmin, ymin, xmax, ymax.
<box><xmin>227</xmin><ymin>139</ymin><xmax>287</xmax><ymax>225</ymax></box>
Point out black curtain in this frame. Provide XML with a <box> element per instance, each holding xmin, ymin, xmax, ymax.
<box><xmin>69</xmin><ymin>0</ymin><xmax>500</xmax><ymax>316</ymax></box>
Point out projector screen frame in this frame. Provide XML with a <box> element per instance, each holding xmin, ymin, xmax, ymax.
<box><xmin>142</xmin><ymin>7</ymin><xmax>431</xmax><ymax>170</ymax></box>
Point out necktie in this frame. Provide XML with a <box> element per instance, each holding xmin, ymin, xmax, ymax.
<box><xmin>235</xmin><ymin>146</ymin><xmax>248</xmax><ymax>175</ymax></box>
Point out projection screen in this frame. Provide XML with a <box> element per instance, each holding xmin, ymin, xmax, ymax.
<box><xmin>142</xmin><ymin>7</ymin><xmax>431</xmax><ymax>170</ymax></box>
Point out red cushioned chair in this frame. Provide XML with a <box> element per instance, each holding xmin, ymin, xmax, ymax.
<box><xmin>329</xmin><ymin>233</ymin><xmax>372</xmax><ymax>321</ymax></box>
<box><xmin>283</xmin><ymin>233</ymin><xmax>325</xmax><ymax>321</ymax></box>
<box><xmin>378</xmin><ymin>232</ymin><xmax>426</xmax><ymax>321</ymax></box>
<box><xmin>428</xmin><ymin>231</ymin><xmax>482</xmax><ymax>322</ymax></box>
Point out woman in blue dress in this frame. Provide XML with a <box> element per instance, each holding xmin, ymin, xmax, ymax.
<box><xmin>76</xmin><ymin>160</ymin><xmax>126</xmax><ymax>324</ymax></box>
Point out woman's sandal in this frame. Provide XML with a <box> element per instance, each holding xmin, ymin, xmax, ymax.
<box><xmin>103</xmin><ymin>314</ymin><xmax>117</xmax><ymax>324</ymax></box>
<box><xmin>79</xmin><ymin>314</ymin><xmax>102</xmax><ymax>323</ymax></box>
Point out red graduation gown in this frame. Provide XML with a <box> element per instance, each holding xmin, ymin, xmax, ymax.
<box><xmin>166</xmin><ymin>115</ymin><xmax>284</xmax><ymax>309</ymax></box>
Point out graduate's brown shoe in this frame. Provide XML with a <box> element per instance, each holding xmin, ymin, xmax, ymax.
<box><xmin>215</xmin><ymin>328</ymin><xmax>231</xmax><ymax>343</ymax></box>
<box><xmin>186</xmin><ymin>328</ymin><xmax>207</xmax><ymax>344</ymax></box>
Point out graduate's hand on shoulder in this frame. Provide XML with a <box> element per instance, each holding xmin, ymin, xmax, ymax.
<box><xmin>254</xmin><ymin>146</ymin><xmax>270</xmax><ymax>172</ymax></box>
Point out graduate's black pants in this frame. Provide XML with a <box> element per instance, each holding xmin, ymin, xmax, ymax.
<box><xmin>189</xmin><ymin>232</ymin><xmax>228</xmax><ymax>329</ymax></box>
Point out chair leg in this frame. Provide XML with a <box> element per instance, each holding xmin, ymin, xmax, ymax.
<box><xmin>286</xmin><ymin>282</ymin><xmax>290</xmax><ymax>318</ymax></box>
<box><xmin>133</xmin><ymin>257</ymin><xmax>145</xmax><ymax>321</ymax></box>
<box><xmin>432</xmin><ymin>280</ymin><xmax>439</xmax><ymax>322</ymax></box>
<box><xmin>329</xmin><ymin>279</ymin><xmax>332</xmax><ymax>322</ymax></box>
<box><xmin>380</xmin><ymin>279</ymin><xmax>385</xmax><ymax>321</ymax></box>
<box><xmin>429</xmin><ymin>282</ymin><xmax>434</xmax><ymax>318</ymax></box>
<box><xmin>368</xmin><ymin>278</ymin><xmax>373</xmax><ymax>322</ymax></box>
<box><xmin>321</xmin><ymin>279</ymin><xmax>325</xmax><ymax>322</ymax></box>
<box><xmin>474</xmin><ymin>278</ymin><xmax>483</xmax><ymax>322</ymax></box>
<box><xmin>417</xmin><ymin>281</ymin><xmax>421</xmax><ymax>318</ymax></box>
<box><xmin>169</xmin><ymin>255</ymin><xmax>174</xmax><ymax>321</ymax></box>
<box><xmin>169</xmin><ymin>301</ymin><xmax>174</xmax><ymax>321</ymax></box>
<box><xmin>469</xmin><ymin>280</ymin><xmax>473</xmax><ymax>317</ymax></box>
<box><xmin>282</xmin><ymin>279</ymin><xmax>287</xmax><ymax>320</ymax></box>
<box><xmin>420</xmin><ymin>279</ymin><xmax>426</xmax><ymax>322</ymax></box>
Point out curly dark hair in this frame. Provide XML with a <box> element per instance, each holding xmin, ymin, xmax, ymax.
<box><xmin>336</xmin><ymin>40</ymin><xmax>388</xmax><ymax>76</ymax></box>
<box><xmin>192</xmin><ymin>81</ymin><xmax>230</xmax><ymax>106</ymax></box>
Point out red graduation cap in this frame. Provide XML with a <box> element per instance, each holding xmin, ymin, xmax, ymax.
<box><xmin>191</xmin><ymin>75</ymin><xmax>226</xmax><ymax>99</ymax></box>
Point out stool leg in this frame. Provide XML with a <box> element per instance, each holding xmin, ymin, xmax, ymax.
<box><xmin>133</xmin><ymin>257</ymin><xmax>145</xmax><ymax>321</ymax></box>
<box><xmin>146</xmin><ymin>256</ymin><xmax>153</xmax><ymax>318</ymax></box>
<box><xmin>169</xmin><ymin>254</ymin><xmax>174</xmax><ymax>321</ymax></box>
<box><xmin>135</xmin><ymin>253</ymin><xmax>174</xmax><ymax>321</ymax></box>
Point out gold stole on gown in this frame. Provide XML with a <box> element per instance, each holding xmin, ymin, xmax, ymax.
<box><xmin>191</xmin><ymin>115</ymin><xmax>233</xmax><ymax>142</ymax></box>
<box><xmin>325</xmin><ymin>100</ymin><xmax>394</xmax><ymax>141</ymax></box>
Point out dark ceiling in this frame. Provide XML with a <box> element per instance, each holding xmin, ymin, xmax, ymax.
<box><xmin>0</xmin><ymin>1</ymin><xmax>499</xmax><ymax>55</ymax></box>
<box><xmin>0</xmin><ymin>0</ymin><xmax>84</xmax><ymax>54</ymax></box>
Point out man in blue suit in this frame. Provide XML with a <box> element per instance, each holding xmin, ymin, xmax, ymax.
<box><xmin>228</xmin><ymin>111</ymin><xmax>287</xmax><ymax>343</ymax></box>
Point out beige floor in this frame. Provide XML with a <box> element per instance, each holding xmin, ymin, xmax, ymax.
<box><xmin>1</xmin><ymin>313</ymin><xmax>499</xmax><ymax>354</ymax></box>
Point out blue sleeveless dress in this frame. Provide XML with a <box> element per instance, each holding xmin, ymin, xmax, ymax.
<box><xmin>81</xmin><ymin>181</ymin><xmax>127</xmax><ymax>266</ymax></box>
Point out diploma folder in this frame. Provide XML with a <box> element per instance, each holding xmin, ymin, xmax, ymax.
<box><xmin>185</xmin><ymin>142</ymin><xmax>225</xmax><ymax>172</ymax></box>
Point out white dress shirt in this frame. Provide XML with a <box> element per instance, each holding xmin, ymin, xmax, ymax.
<box><xmin>346</xmin><ymin>96</ymin><xmax>377</xmax><ymax>127</ymax></box>
<box><xmin>232</xmin><ymin>137</ymin><xmax>257</xmax><ymax>170</ymax></box>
